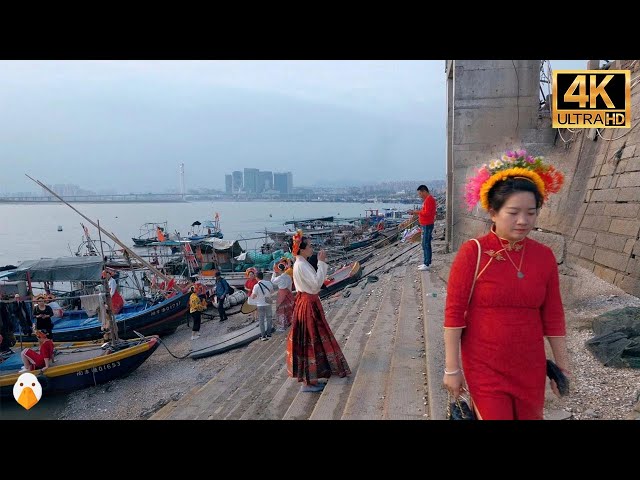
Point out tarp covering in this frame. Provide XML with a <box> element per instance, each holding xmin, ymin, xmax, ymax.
<box><xmin>200</xmin><ymin>238</ymin><xmax>235</xmax><ymax>250</ymax></box>
<box><xmin>585</xmin><ymin>307</ymin><xmax>640</xmax><ymax>368</ymax></box>
<box><xmin>284</xmin><ymin>216</ymin><xmax>333</xmax><ymax>225</ymax></box>
<box><xmin>2</xmin><ymin>256</ymin><xmax>104</xmax><ymax>282</ymax></box>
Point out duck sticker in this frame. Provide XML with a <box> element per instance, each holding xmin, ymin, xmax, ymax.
<box><xmin>13</xmin><ymin>372</ymin><xmax>43</xmax><ymax>410</ymax></box>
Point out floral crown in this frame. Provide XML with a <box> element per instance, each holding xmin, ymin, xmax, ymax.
<box><xmin>464</xmin><ymin>149</ymin><xmax>564</xmax><ymax>211</ymax></box>
<box><xmin>291</xmin><ymin>229</ymin><xmax>304</xmax><ymax>256</ymax></box>
<box><xmin>245</xmin><ymin>267</ymin><xmax>258</xmax><ymax>278</ymax></box>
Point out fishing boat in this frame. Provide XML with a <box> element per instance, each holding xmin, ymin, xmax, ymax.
<box><xmin>132</xmin><ymin>222</ymin><xmax>169</xmax><ymax>247</ymax></box>
<box><xmin>320</xmin><ymin>261</ymin><xmax>362</xmax><ymax>299</ymax></box>
<box><xmin>0</xmin><ymin>333</ymin><xmax>160</xmax><ymax>398</ymax></box>
<box><xmin>1</xmin><ymin>256</ymin><xmax>190</xmax><ymax>342</ymax></box>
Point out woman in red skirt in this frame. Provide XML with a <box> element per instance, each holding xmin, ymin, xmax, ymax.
<box><xmin>287</xmin><ymin>230</ymin><xmax>351</xmax><ymax>392</ymax></box>
<box><xmin>271</xmin><ymin>258</ymin><xmax>294</xmax><ymax>331</ymax></box>
<box><xmin>20</xmin><ymin>329</ymin><xmax>54</xmax><ymax>372</ymax></box>
<box><xmin>444</xmin><ymin>149</ymin><xmax>570</xmax><ymax>420</ymax></box>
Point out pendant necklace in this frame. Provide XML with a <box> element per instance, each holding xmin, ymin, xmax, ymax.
<box><xmin>502</xmin><ymin>240</ymin><xmax>526</xmax><ymax>279</ymax></box>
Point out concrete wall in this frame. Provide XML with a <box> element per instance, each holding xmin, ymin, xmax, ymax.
<box><xmin>448</xmin><ymin>59</ymin><xmax>640</xmax><ymax>298</ymax></box>
<box><xmin>447</xmin><ymin>60</ymin><xmax>556</xmax><ymax>252</ymax></box>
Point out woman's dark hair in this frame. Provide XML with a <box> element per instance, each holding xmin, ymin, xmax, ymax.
<box><xmin>488</xmin><ymin>177</ymin><xmax>543</xmax><ymax>211</ymax></box>
<box><xmin>288</xmin><ymin>235</ymin><xmax>309</xmax><ymax>253</ymax></box>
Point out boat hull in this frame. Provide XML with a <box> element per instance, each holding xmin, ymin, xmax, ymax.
<box><xmin>0</xmin><ymin>336</ymin><xmax>160</xmax><ymax>397</ymax></box>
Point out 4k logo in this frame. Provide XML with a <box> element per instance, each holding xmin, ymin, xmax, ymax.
<box><xmin>552</xmin><ymin>70</ymin><xmax>630</xmax><ymax>128</ymax></box>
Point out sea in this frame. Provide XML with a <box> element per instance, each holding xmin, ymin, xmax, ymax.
<box><xmin>0</xmin><ymin>200</ymin><xmax>414</xmax><ymax>267</ymax></box>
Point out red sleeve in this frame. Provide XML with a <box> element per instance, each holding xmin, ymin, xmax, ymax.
<box><xmin>41</xmin><ymin>340</ymin><xmax>54</xmax><ymax>360</ymax></box>
<box><xmin>426</xmin><ymin>196</ymin><xmax>436</xmax><ymax>220</ymax></box>
<box><xmin>418</xmin><ymin>196</ymin><xmax>436</xmax><ymax>225</ymax></box>
<box><xmin>540</xmin><ymin>249</ymin><xmax>566</xmax><ymax>336</ymax></box>
<box><xmin>444</xmin><ymin>240</ymin><xmax>480</xmax><ymax>328</ymax></box>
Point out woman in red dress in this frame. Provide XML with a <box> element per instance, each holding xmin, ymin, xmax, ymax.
<box><xmin>444</xmin><ymin>149</ymin><xmax>570</xmax><ymax>420</ymax></box>
<box><xmin>286</xmin><ymin>230</ymin><xmax>351</xmax><ymax>392</ymax></box>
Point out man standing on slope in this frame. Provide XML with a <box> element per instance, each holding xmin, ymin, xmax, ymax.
<box><xmin>409</xmin><ymin>185</ymin><xmax>436</xmax><ymax>271</ymax></box>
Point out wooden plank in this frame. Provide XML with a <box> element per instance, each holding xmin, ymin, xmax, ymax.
<box><xmin>309</xmin><ymin>275</ymin><xmax>394</xmax><ymax>420</ymax></box>
<box><xmin>383</xmin><ymin>259</ymin><xmax>428</xmax><ymax>420</ymax></box>
<box><xmin>421</xmin><ymin>264</ymin><xmax>448</xmax><ymax>420</ymax></box>
<box><xmin>340</xmin><ymin>266</ymin><xmax>406</xmax><ymax>419</ymax></box>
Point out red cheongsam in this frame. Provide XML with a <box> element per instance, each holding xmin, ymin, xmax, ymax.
<box><xmin>444</xmin><ymin>229</ymin><xmax>566</xmax><ymax>420</ymax></box>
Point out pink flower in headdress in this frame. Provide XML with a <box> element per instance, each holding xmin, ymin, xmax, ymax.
<box><xmin>516</xmin><ymin>149</ymin><xmax>527</xmax><ymax>157</ymax></box>
<box><xmin>464</xmin><ymin>166</ymin><xmax>491</xmax><ymax>211</ymax></box>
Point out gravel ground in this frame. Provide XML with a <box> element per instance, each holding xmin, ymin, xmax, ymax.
<box><xmin>544</xmin><ymin>263</ymin><xmax>640</xmax><ymax>420</ymax></box>
<box><xmin>57</xmin><ymin>308</ymin><xmax>254</xmax><ymax>420</ymax></box>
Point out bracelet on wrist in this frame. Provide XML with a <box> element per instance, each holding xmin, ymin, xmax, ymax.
<box><xmin>444</xmin><ymin>368</ymin><xmax>461</xmax><ymax>375</ymax></box>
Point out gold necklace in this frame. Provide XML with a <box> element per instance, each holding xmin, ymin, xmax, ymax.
<box><xmin>502</xmin><ymin>239</ymin><xmax>526</xmax><ymax>279</ymax></box>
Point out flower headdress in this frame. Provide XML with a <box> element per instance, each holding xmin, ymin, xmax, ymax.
<box><xmin>464</xmin><ymin>148</ymin><xmax>564</xmax><ymax>211</ymax></box>
<box><xmin>291</xmin><ymin>229</ymin><xmax>304</xmax><ymax>256</ymax></box>
<box><xmin>245</xmin><ymin>267</ymin><xmax>258</xmax><ymax>278</ymax></box>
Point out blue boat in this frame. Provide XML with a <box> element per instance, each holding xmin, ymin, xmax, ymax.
<box><xmin>1</xmin><ymin>256</ymin><xmax>190</xmax><ymax>343</ymax></box>
<box><xmin>0</xmin><ymin>335</ymin><xmax>160</xmax><ymax>398</ymax></box>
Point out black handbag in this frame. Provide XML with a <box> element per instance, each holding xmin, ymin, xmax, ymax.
<box><xmin>546</xmin><ymin>359</ymin><xmax>570</xmax><ymax>396</ymax></box>
<box><xmin>447</xmin><ymin>393</ymin><xmax>476</xmax><ymax>420</ymax></box>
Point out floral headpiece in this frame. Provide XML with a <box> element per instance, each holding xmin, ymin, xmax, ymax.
<box><xmin>291</xmin><ymin>229</ymin><xmax>304</xmax><ymax>256</ymax></box>
<box><xmin>464</xmin><ymin>148</ymin><xmax>564</xmax><ymax>211</ymax></box>
<box><xmin>245</xmin><ymin>267</ymin><xmax>258</xmax><ymax>278</ymax></box>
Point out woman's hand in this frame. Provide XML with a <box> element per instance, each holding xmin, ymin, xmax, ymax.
<box><xmin>550</xmin><ymin>369</ymin><xmax>571</xmax><ymax>398</ymax></box>
<box><xmin>443</xmin><ymin>371</ymin><xmax>465</xmax><ymax>399</ymax></box>
<box><xmin>318</xmin><ymin>250</ymin><xmax>327</xmax><ymax>262</ymax></box>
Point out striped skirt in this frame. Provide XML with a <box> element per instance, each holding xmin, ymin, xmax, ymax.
<box><xmin>286</xmin><ymin>292</ymin><xmax>351</xmax><ymax>385</ymax></box>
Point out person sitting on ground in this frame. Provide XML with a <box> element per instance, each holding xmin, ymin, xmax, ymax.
<box><xmin>33</xmin><ymin>295</ymin><xmax>54</xmax><ymax>340</ymax></box>
<box><xmin>20</xmin><ymin>329</ymin><xmax>54</xmax><ymax>373</ymax></box>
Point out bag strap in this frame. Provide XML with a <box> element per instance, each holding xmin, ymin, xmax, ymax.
<box><xmin>467</xmin><ymin>239</ymin><xmax>482</xmax><ymax>307</ymax></box>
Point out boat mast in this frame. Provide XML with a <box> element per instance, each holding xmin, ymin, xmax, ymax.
<box><xmin>26</xmin><ymin>175</ymin><xmax>178</xmax><ymax>287</ymax></box>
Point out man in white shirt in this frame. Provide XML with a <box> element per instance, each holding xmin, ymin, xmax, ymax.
<box><xmin>250</xmin><ymin>271</ymin><xmax>274</xmax><ymax>340</ymax></box>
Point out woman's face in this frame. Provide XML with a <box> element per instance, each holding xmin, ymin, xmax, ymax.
<box><xmin>38</xmin><ymin>300</ymin><xmax>45</xmax><ymax>307</ymax></box>
<box><xmin>490</xmin><ymin>191</ymin><xmax>538</xmax><ymax>242</ymax></box>
<box><xmin>300</xmin><ymin>240</ymin><xmax>313</xmax><ymax>257</ymax></box>
<box><xmin>249</xmin><ymin>272</ymin><xmax>255</xmax><ymax>279</ymax></box>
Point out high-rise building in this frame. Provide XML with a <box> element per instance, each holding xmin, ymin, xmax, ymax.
<box><xmin>273</xmin><ymin>172</ymin><xmax>293</xmax><ymax>194</ymax></box>
<box><xmin>232</xmin><ymin>171</ymin><xmax>243</xmax><ymax>193</ymax></box>
<box><xmin>243</xmin><ymin>168</ymin><xmax>259</xmax><ymax>194</ymax></box>
<box><xmin>286</xmin><ymin>172</ymin><xmax>293</xmax><ymax>194</ymax></box>
<box><xmin>258</xmin><ymin>171</ymin><xmax>273</xmax><ymax>193</ymax></box>
<box><xmin>225</xmin><ymin>174</ymin><xmax>233</xmax><ymax>194</ymax></box>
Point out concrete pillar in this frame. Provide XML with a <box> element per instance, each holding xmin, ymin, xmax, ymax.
<box><xmin>447</xmin><ymin>60</ymin><xmax>556</xmax><ymax>251</ymax></box>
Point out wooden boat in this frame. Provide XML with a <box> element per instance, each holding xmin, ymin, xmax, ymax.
<box><xmin>0</xmin><ymin>335</ymin><xmax>160</xmax><ymax>397</ymax></box>
<box><xmin>1</xmin><ymin>256</ymin><xmax>190</xmax><ymax>343</ymax></box>
<box><xmin>320</xmin><ymin>261</ymin><xmax>363</xmax><ymax>299</ymax></box>
<box><xmin>189</xmin><ymin>322</ymin><xmax>270</xmax><ymax>359</ymax></box>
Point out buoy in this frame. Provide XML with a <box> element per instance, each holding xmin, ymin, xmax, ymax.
<box><xmin>57</xmin><ymin>226</ymin><xmax>63</xmax><ymax>232</ymax></box>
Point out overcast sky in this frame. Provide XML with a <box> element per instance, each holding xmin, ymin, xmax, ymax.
<box><xmin>0</xmin><ymin>60</ymin><xmax>587</xmax><ymax>194</ymax></box>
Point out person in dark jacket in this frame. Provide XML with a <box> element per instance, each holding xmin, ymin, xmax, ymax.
<box><xmin>214</xmin><ymin>271</ymin><xmax>231</xmax><ymax>321</ymax></box>
<box><xmin>10</xmin><ymin>294</ymin><xmax>31</xmax><ymax>336</ymax></box>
